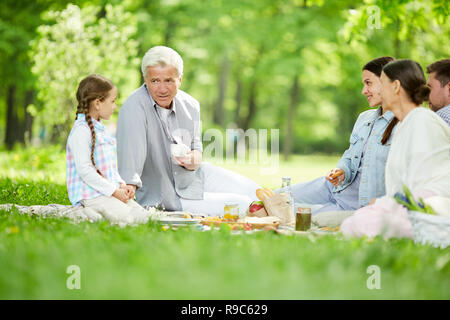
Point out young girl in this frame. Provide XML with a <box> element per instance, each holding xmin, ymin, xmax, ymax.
<box><xmin>66</xmin><ymin>74</ymin><xmax>150</xmax><ymax>226</ymax></box>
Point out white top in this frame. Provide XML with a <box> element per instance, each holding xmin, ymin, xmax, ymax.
<box><xmin>385</xmin><ymin>107</ymin><xmax>450</xmax><ymax>197</ymax></box>
<box><xmin>67</xmin><ymin>125</ymin><xmax>123</xmax><ymax>196</ymax></box>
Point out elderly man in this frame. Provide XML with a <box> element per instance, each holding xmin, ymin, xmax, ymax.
<box><xmin>427</xmin><ymin>58</ymin><xmax>450</xmax><ymax>125</ymax></box>
<box><xmin>116</xmin><ymin>46</ymin><xmax>259</xmax><ymax>215</ymax></box>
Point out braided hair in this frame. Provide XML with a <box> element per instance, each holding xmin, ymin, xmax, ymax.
<box><xmin>75</xmin><ymin>74</ymin><xmax>115</xmax><ymax>176</ymax></box>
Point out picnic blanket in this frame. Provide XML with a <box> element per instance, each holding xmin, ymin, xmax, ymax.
<box><xmin>0</xmin><ymin>203</ymin><xmax>355</xmax><ymax>232</ymax></box>
<box><xmin>0</xmin><ymin>203</ymin><xmax>157</xmax><ymax>227</ymax></box>
<box><xmin>0</xmin><ymin>203</ymin><xmax>86</xmax><ymax>220</ymax></box>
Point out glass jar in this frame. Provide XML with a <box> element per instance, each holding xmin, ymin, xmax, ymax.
<box><xmin>224</xmin><ymin>203</ymin><xmax>239</xmax><ymax>219</ymax></box>
<box><xmin>295</xmin><ymin>207</ymin><xmax>311</xmax><ymax>231</ymax></box>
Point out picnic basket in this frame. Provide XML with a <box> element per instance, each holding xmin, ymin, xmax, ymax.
<box><xmin>407</xmin><ymin>211</ymin><xmax>450</xmax><ymax>249</ymax></box>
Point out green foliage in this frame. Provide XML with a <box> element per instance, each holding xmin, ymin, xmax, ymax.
<box><xmin>29</xmin><ymin>3</ymin><xmax>139</xmax><ymax>142</ymax></box>
<box><xmin>1</xmin><ymin>0</ymin><xmax>450</xmax><ymax>153</ymax></box>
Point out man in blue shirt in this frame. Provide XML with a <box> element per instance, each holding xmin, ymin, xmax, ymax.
<box><xmin>427</xmin><ymin>59</ymin><xmax>450</xmax><ymax>126</ymax></box>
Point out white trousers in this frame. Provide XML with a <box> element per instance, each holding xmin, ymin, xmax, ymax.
<box><xmin>81</xmin><ymin>196</ymin><xmax>150</xmax><ymax>227</ymax></box>
<box><xmin>180</xmin><ymin>162</ymin><xmax>261</xmax><ymax>216</ymax></box>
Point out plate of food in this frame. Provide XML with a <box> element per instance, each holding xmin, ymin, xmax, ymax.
<box><xmin>165</xmin><ymin>212</ymin><xmax>205</xmax><ymax>219</ymax></box>
<box><xmin>200</xmin><ymin>215</ymin><xmax>280</xmax><ymax>230</ymax></box>
<box><xmin>156</xmin><ymin>217</ymin><xmax>202</xmax><ymax>225</ymax></box>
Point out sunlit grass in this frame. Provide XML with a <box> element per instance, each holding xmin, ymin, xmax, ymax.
<box><xmin>1</xmin><ymin>209</ymin><xmax>449</xmax><ymax>299</ymax></box>
<box><xmin>0</xmin><ymin>145</ymin><xmax>66</xmax><ymax>183</ymax></box>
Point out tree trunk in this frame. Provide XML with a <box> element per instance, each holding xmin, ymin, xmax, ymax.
<box><xmin>164</xmin><ymin>20</ymin><xmax>176</xmax><ymax>46</ymax></box>
<box><xmin>394</xmin><ymin>18</ymin><xmax>401</xmax><ymax>58</ymax></box>
<box><xmin>24</xmin><ymin>89</ymin><xmax>34</xmax><ymax>144</ymax></box>
<box><xmin>5</xmin><ymin>84</ymin><xmax>21</xmax><ymax>149</ymax></box>
<box><xmin>283</xmin><ymin>75</ymin><xmax>300</xmax><ymax>161</ymax></box>
<box><xmin>240</xmin><ymin>81</ymin><xmax>257</xmax><ymax>131</ymax></box>
<box><xmin>213</xmin><ymin>57</ymin><xmax>229</xmax><ymax>126</ymax></box>
<box><xmin>234</xmin><ymin>76</ymin><xmax>242</xmax><ymax>125</ymax></box>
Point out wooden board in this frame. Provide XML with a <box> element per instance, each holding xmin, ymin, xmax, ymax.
<box><xmin>200</xmin><ymin>219</ymin><xmax>279</xmax><ymax>230</ymax></box>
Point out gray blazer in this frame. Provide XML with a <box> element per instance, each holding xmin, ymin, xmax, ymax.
<box><xmin>116</xmin><ymin>84</ymin><xmax>204</xmax><ymax>211</ymax></box>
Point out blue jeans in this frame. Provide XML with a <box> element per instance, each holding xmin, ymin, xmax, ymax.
<box><xmin>287</xmin><ymin>176</ymin><xmax>360</xmax><ymax>214</ymax></box>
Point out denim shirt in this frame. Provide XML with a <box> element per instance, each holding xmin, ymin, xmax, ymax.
<box><xmin>335</xmin><ymin>108</ymin><xmax>394</xmax><ymax>207</ymax></box>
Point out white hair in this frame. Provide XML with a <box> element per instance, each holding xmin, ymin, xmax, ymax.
<box><xmin>141</xmin><ymin>46</ymin><xmax>184</xmax><ymax>78</ymax></box>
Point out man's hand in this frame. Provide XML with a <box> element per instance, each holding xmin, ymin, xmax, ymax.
<box><xmin>325</xmin><ymin>168</ymin><xmax>345</xmax><ymax>187</ymax></box>
<box><xmin>112</xmin><ymin>188</ymin><xmax>129</xmax><ymax>203</ymax></box>
<box><xmin>174</xmin><ymin>150</ymin><xmax>202</xmax><ymax>171</ymax></box>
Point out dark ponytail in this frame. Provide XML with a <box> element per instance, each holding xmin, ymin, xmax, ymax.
<box><xmin>412</xmin><ymin>84</ymin><xmax>431</xmax><ymax>105</ymax></box>
<box><xmin>381</xmin><ymin>117</ymin><xmax>398</xmax><ymax>145</ymax></box>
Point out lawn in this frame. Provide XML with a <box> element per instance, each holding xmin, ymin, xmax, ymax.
<box><xmin>0</xmin><ymin>147</ymin><xmax>449</xmax><ymax>299</ymax></box>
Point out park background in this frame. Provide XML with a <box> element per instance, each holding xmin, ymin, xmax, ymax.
<box><xmin>0</xmin><ymin>0</ymin><xmax>449</xmax><ymax>299</ymax></box>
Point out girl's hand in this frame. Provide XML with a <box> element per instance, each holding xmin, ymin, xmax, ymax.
<box><xmin>325</xmin><ymin>168</ymin><xmax>345</xmax><ymax>187</ymax></box>
<box><xmin>123</xmin><ymin>185</ymin><xmax>136</xmax><ymax>199</ymax></box>
<box><xmin>112</xmin><ymin>188</ymin><xmax>129</xmax><ymax>203</ymax></box>
<box><xmin>119</xmin><ymin>183</ymin><xmax>135</xmax><ymax>200</ymax></box>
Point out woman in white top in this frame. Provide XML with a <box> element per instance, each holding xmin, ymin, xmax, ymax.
<box><xmin>341</xmin><ymin>59</ymin><xmax>450</xmax><ymax>239</ymax></box>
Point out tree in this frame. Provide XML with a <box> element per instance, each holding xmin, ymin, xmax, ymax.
<box><xmin>0</xmin><ymin>0</ymin><xmax>64</xmax><ymax>148</ymax></box>
<box><xmin>29</xmin><ymin>3</ymin><xmax>139</xmax><ymax>144</ymax></box>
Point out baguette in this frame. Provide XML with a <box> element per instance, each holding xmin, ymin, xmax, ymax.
<box><xmin>261</xmin><ymin>189</ymin><xmax>271</xmax><ymax>199</ymax></box>
<box><xmin>256</xmin><ymin>188</ymin><xmax>267</xmax><ymax>200</ymax></box>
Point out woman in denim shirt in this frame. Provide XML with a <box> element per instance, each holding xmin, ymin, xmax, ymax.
<box><xmin>290</xmin><ymin>57</ymin><xmax>398</xmax><ymax>213</ymax></box>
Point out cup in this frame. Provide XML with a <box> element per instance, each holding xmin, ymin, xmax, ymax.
<box><xmin>170</xmin><ymin>143</ymin><xmax>190</xmax><ymax>158</ymax></box>
<box><xmin>295</xmin><ymin>207</ymin><xmax>311</xmax><ymax>231</ymax></box>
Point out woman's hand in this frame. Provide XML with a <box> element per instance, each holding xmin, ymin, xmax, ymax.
<box><xmin>174</xmin><ymin>150</ymin><xmax>202</xmax><ymax>171</ymax></box>
<box><xmin>325</xmin><ymin>168</ymin><xmax>345</xmax><ymax>187</ymax></box>
<box><xmin>112</xmin><ymin>188</ymin><xmax>129</xmax><ymax>203</ymax></box>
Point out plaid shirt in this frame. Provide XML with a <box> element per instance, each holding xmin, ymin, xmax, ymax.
<box><xmin>66</xmin><ymin>114</ymin><xmax>122</xmax><ymax>205</ymax></box>
<box><xmin>436</xmin><ymin>104</ymin><xmax>450</xmax><ymax>126</ymax></box>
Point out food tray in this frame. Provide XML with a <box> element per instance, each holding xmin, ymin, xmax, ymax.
<box><xmin>200</xmin><ymin>219</ymin><xmax>279</xmax><ymax>230</ymax></box>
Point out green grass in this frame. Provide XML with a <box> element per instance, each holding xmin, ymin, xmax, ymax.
<box><xmin>0</xmin><ymin>147</ymin><xmax>449</xmax><ymax>299</ymax></box>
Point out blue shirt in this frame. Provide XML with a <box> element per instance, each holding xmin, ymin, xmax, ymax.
<box><xmin>336</xmin><ymin>108</ymin><xmax>394</xmax><ymax>207</ymax></box>
<box><xmin>436</xmin><ymin>104</ymin><xmax>450</xmax><ymax>126</ymax></box>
